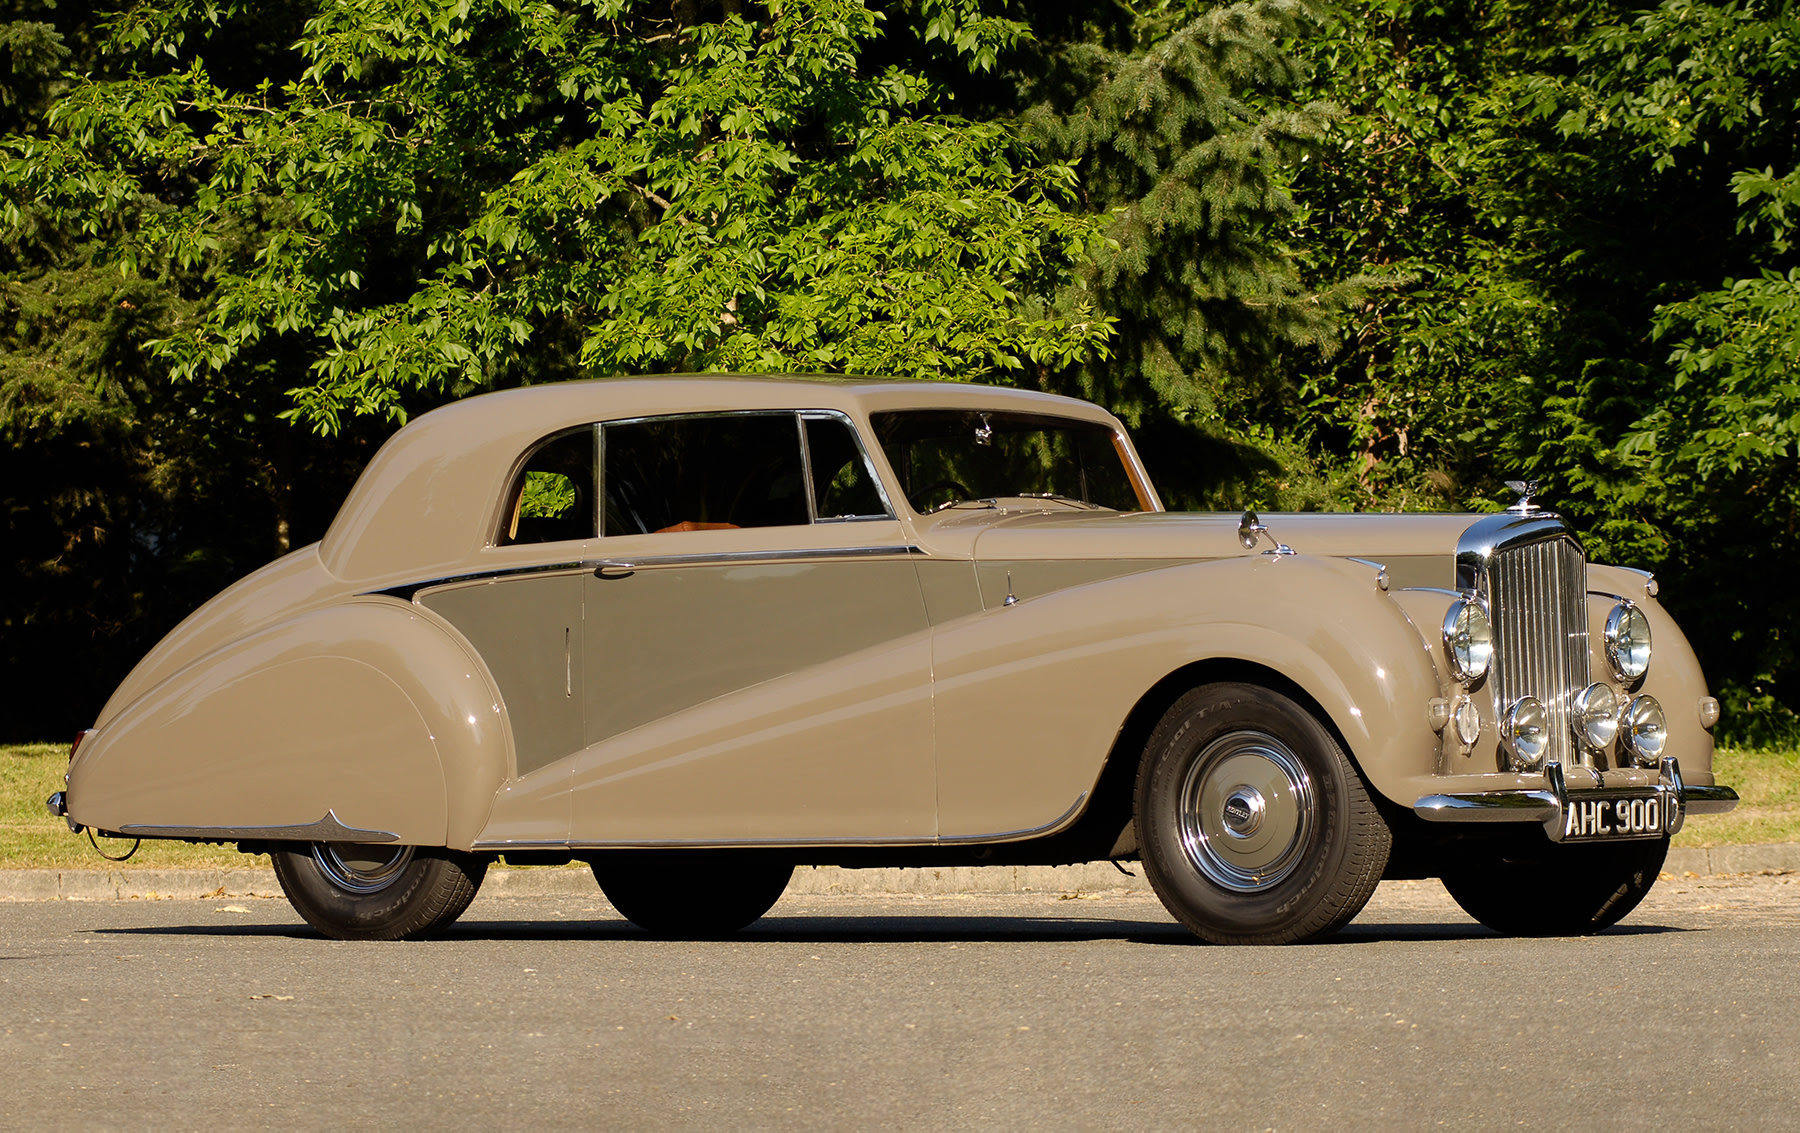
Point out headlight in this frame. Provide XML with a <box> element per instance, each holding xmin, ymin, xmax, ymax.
<box><xmin>1571</xmin><ymin>682</ymin><xmax>1620</xmax><ymax>751</ymax></box>
<box><xmin>1442</xmin><ymin>596</ymin><xmax>1493</xmax><ymax>685</ymax></box>
<box><xmin>1501</xmin><ymin>696</ymin><xmax>1549</xmax><ymax>770</ymax></box>
<box><xmin>1604</xmin><ymin>602</ymin><xmax>1652</xmax><ymax>683</ymax></box>
<box><xmin>1621</xmin><ymin>695</ymin><xmax>1667</xmax><ymax>767</ymax></box>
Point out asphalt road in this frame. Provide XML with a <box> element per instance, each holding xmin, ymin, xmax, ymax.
<box><xmin>3</xmin><ymin>874</ymin><xmax>1797</xmax><ymax>1130</ymax></box>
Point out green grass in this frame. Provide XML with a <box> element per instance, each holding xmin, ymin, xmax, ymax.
<box><xmin>4</xmin><ymin>741</ymin><xmax>1794</xmax><ymax>869</ymax></box>
<box><xmin>3</xmin><ymin>743</ymin><xmax>267</xmax><ymax>870</ymax></box>
<box><xmin>1672</xmin><ymin>745</ymin><xmax>1800</xmax><ymax>849</ymax></box>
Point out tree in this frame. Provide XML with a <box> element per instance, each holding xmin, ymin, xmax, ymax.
<box><xmin>1279</xmin><ymin>0</ymin><xmax>1800</xmax><ymax>741</ymax></box>
<box><xmin>1015</xmin><ymin>0</ymin><xmax>1358</xmax><ymax>507</ymax></box>
<box><xmin>9</xmin><ymin>0</ymin><xmax>1112</xmax><ymax>434</ymax></box>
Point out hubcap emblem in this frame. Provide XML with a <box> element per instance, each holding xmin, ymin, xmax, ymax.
<box><xmin>1221</xmin><ymin>786</ymin><xmax>1266</xmax><ymax>838</ymax></box>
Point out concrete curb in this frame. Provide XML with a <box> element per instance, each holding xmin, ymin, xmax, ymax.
<box><xmin>0</xmin><ymin>847</ymin><xmax>1793</xmax><ymax>902</ymax></box>
<box><xmin>1663</xmin><ymin>843</ymin><xmax>1800</xmax><ymax>877</ymax></box>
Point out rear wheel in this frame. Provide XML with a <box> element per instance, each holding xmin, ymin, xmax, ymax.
<box><xmin>271</xmin><ymin>842</ymin><xmax>487</xmax><ymax>941</ymax></box>
<box><xmin>590</xmin><ymin>851</ymin><xmax>792</xmax><ymax>936</ymax></box>
<box><xmin>1440</xmin><ymin>838</ymin><xmax>1668</xmax><ymax>936</ymax></box>
<box><xmin>1135</xmin><ymin>683</ymin><xmax>1391</xmax><ymax>945</ymax></box>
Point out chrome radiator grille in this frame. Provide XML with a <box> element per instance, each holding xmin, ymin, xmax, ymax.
<box><xmin>1484</xmin><ymin>537</ymin><xmax>1590</xmax><ymax>767</ymax></box>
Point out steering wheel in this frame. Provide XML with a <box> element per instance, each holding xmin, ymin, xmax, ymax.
<box><xmin>912</xmin><ymin>478</ymin><xmax>975</xmax><ymax>513</ymax></box>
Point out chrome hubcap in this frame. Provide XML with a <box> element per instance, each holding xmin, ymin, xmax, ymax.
<box><xmin>1177</xmin><ymin>731</ymin><xmax>1316</xmax><ymax>892</ymax></box>
<box><xmin>1221</xmin><ymin>787</ymin><xmax>1267</xmax><ymax>837</ymax></box>
<box><xmin>311</xmin><ymin>842</ymin><xmax>415</xmax><ymax>894</ymax></box>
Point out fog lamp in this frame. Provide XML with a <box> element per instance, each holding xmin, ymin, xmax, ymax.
<box><xmin>1451</xmin><ymin>696</ymin><xmax>1482</xmax><ymax>748</ymax></box>
<box><xmin>1571</xmin><ymin>683</ymin><xmax>1620</xmax><ymax>752</ymax></box>
<box><xmin>1622</xmin><ymin>695</ymin><xmax>1668</xmax><ymax>767</ymax></box>
<box><xmin>1501</xmin><ymin>696</ymin><xmax>1549</xmax><ymax>770</ymax></box>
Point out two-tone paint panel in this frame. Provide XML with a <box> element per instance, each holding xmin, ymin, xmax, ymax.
<box><xmin>456</xmin><ymin>523</ymin><xmax>938</xmax><ymax>848</ymax></box>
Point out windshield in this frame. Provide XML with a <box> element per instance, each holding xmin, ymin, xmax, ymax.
<box><xmin>870</xmin><ymin>410</ymin><xmax>1143</xmax><ymax>514</ymax></box>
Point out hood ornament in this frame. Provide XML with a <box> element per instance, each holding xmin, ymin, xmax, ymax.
<box><xmin>1237</xmin><ymin>510</ymin><xmax>1295</xmax><ymax>556</ymax></box>
<box><xmin>1504</xmin><ymin>480</ymin><xmax>1540</xmax><ymax>512</ymax></box>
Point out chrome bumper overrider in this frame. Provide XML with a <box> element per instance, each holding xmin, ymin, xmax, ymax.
<box><xmin>46</xmin><ymin>790</ymin><xmax>82</xmax><ymax>834</ymax></box>
<box><xmin>1414</xmin><ymin>757</ymin><xmax>1739</xmax><ymax>843</ymax></box>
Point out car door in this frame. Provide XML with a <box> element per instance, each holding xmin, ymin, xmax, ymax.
<box><xmin>565</xmin><ymin>410</ymin><xmax>937</xmax><ymax>844</ymax></box>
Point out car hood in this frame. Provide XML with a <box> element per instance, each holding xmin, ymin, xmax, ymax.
<box><xmin>959</xmin><ymin>508</ymin><xmax>1479</xmax><ymax>591</ymax></box>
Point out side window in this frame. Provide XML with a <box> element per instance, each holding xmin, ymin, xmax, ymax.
<box><xmin>604</xmin><ymin>414</ymin><xmax>809</xmax><ymax>535</ymax></box>
<box><xmin>500</xmin><ymin>427</ymin><xmax>597</xmax><ymax>545</ymax></box>
<box><xmin>804</xmin><ymin>416</ymin><xmax>890</xmax><ymax>520</ymax></box>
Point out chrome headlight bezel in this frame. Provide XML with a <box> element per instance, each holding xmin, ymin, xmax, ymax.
<box><xmin>1604</xmin><ymin>602</ymin><xmax>1653</xmax><ymax>684</ymax></box>
<box><xmin>1621</xmin><ymin>694</ymin><xmax>1668</xmax><ymax>767</ymax></box>
<box><xmin>1500</xmin><ymin>696</ymin><xmax>1549</xmax><ymax>770</ymax></box>
<box><xmin>1571</xmin><ymin>682</ymin><xmax>1620</xmax><ymax>752</ymax></box>
<box><xmin>1441</xmin><ymin>595</ymin><xmax>1494</xmax><ymax>686</ymax></box>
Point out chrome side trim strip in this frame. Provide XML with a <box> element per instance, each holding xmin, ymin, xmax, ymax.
<box><xmin>475</xmin><ymin>835</ymin><xmax>939</xmax><ymax>851</ymax></box>
<box><xmin>587</xmin><ymin>544</ymin><xmax>924</xmax><ymax>573</ymax></box>
<box><xmin>474</xmin><ymin>793</ymin><xmax>1091</xmax><ymax>853</ymax></box>
<box><xmin>938</xmin><ymin>792</ymin><xmax>1089</xmax><ymax>844</ymax></box>
<box><xmin>119</xmin><ymin>809</ymin><xmax>399</xmax><ymax>843</ymax></box>
<box><xmin>376</xmin><ymin>561</ymin><xmax>586</xmax><ymax>601</ymax></box>
<box><xmin>379</xmin><ymin>545</ymin><xmax>925</xmax><ymax>599</ymax></box>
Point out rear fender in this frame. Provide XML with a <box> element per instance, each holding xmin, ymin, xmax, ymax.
<box><xmin>66</xmin><ymin>599</ymin><xmax>508</xmax><ymax>849</ymax></box>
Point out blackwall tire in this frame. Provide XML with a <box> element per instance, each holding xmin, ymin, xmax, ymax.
<box><xmin>590</xmin><ymin>851</ymin><xmax>793</xmax><ymax>937</ymax></box>
<box><xmin>1135</xmin><ymin>683</ymin><xmax>1391</xmax><ymax>945</ymax></box>
<box><xmin>1440</xmin><ymin>838</ymin><xmax>1668</xmax><ymax>937</ymax></box>
<box><xmin>271</xmin><ymin>842</ymin><xmax>487</xmax><ymax>941</ymax></box>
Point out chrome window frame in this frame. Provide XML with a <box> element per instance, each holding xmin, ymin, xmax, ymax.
<box><xmin>492</xmin><ymin>409</ymin><xmax>899</xmax><ymax>548</ymax></box>
<box><xmin>797</xmin><ymin>409</ymin><xmax>898</xmax><ymax>523</ymax></box>
<box><xmin>491</xmin><ymin>423</ymin><xmax>602</xmax><ymax>548</ymax></box>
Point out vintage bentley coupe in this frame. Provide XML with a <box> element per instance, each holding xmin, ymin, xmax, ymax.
<box><xmin>50</xmin><ymin>376</ymin><xmax>1738</xmax><ymax>943</ymax></box>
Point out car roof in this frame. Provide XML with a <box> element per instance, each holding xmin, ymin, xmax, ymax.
<box><xmin>319</xmin><ymin>375</ymin><xmax>1125</xmax><ymax>584</ymax></box>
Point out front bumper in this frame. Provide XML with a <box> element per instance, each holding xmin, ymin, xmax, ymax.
<box><xmin>1414</xmin><ymin>757</ymin><xmax>1738</xmax><ymax>843</ymax></box>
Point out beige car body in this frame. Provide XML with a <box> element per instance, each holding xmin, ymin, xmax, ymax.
<box><xmin>61</xmin><ymin>376</ymin><xmax>1727</xmax><ymax>868</ymax></box>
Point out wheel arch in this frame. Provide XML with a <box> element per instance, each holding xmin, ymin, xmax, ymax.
<box><xmin>1068</xmin><ymin>658</ymin><xmax>1373</xmax><ymax>858</ymax></box>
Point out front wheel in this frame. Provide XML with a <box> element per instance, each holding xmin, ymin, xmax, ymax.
<box><xmin>271</xmin><ymin>842</ymin><xmax>487</xmax><ymax>941</ymax></box>
<box><xmin>1135</xmin><ymin>683</ymin><xmax>1391</xmax><ymax>945</ymax></box>
<box><xmin>591</xmin><ymin>851</ymin><xmax>792</xmax><ymax>937</ymax></box>
<box><xmin>1440</xmin><ymin>838</ymin><xmax>1668</xmax><ymax>936</ymax></box>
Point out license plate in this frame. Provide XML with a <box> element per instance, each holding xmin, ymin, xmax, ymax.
<box><xmin>1562</xmin><ymin>792</ymin><xmax>1669</xmax><ymax>842</ymax></box>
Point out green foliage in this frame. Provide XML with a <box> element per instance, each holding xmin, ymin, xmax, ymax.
<box><xmin>1251</xmin><ymin>0</ymin><xmax>1800</xmax><ymax>742</ymax></box>
<box><xmin>7</xmin><ymin>0</ymin><xmax>1111</xmax><ymax>437</ymax></box>
<box><xmin>998</xmin><ymin>0</ymin><xmax>1365</xmax><ymax>508</ymax></box>
<box><xmin>518</xmin><ymin>470</ymin><xmax>576</xmax><ymax>520</ymax></box>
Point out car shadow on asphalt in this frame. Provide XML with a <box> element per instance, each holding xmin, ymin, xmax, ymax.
<box><xmin>90</xmin><ymin>915</ymin><xmax>1693</xmax><ymax>945</ymax></box>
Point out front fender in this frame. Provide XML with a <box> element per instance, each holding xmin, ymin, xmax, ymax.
<box><xmin>67</xmin><ymin>599</ymin><xmax>509</xmax><ymax>849</ymax></box>
<box><xmin>932</xmin><ymin>553</ymin><xmax>1448</xmax><ymax>836</ymax></box>
<box><xmin>1153</xmin><ymin>555</ymin><xmax>1447</xmax><ymax>807</ymax></box>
